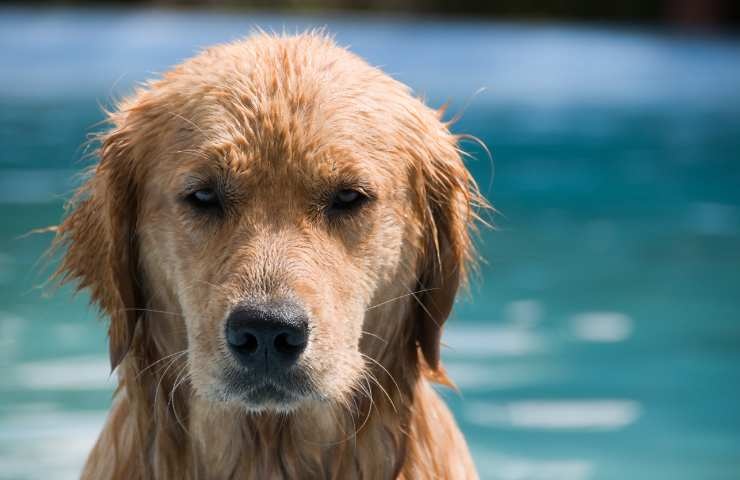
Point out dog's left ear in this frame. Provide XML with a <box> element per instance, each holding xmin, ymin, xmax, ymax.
<box><xmin>413</xmin><ymin>125</ymin><xmax>482</xmax><ymax>376</ymax></box>
<box><xmin>54</xmin><ymin>110</ymin><xmax>143</xmax><ymax>371</ymax></box>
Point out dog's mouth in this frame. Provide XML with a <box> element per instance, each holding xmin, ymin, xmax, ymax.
<box><xmin>219</xmin><ymin>366</ymin><xmax>314</xmax><ymax>411</ymax></box>
<box><xmin>242</xmin><ymin>383</ymin><xmax>298</xmax><ymax>405</ymax></box>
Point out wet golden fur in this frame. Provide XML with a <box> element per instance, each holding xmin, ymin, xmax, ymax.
<box><xmin>53</xmin><ymin>32</ymin><xmax>483</xmax><ymax>479</ymax></box>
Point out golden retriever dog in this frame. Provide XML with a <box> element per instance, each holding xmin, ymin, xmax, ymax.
<box><xmin>53</xmin><ymin>32</ymin><xmax>484</xmax><ymax>479</ymax></box>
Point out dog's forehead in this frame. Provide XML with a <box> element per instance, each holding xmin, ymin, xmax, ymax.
<box><xmin>181</xmin><ymin>98</ymin><xmax>404</xmax><ymax>184</ymax></box>
<box><xmin>157</xmin><ymin>35</ymin><xmax>437</xmax><ymax>189</ymax></box>
<box><xmin>187</xmin><ymin>135</ymin><xmax>379</xmax><ymax>186</ymax></box>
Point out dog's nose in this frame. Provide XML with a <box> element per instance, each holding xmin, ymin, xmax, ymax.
<box><xmin>225</xmin><ymin>302</ymin><xmax>309</xmax><ymax>371</ymax></box>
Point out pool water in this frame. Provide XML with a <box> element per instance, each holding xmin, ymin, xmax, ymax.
<box><xmin>1</xmin><ymin>9</ymin><xmax>740</xmax><ymax>480</ymax></box>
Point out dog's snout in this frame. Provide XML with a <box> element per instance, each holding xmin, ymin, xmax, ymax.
<box><xmin>226</xmin><ymin>302</ymin><xmax>309</xmax><ymax>371</ymax></box>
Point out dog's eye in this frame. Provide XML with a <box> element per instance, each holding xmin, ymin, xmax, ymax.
<box><xmin>329</xmin><ymin>188</ymin><xmax>367</xmax><ymax>213</ymax></box>
<box><xmin>186</xmin><ymin>188</ymin><xmax>221</xmax><ymax>210</ymax></box>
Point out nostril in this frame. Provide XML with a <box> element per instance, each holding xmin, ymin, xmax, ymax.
<box><xmin>274</xmin><ymin>331</ymin><xmax>307</xmax><ymax>356</ymax></box>
<box><xmin>228</xmin><ymin>329</ymin><xmax>259</xmax><ymax>354</ymax></box>
<box><xmin>225</xmin><ymin>302</ymin><xmax>309</xmax><ymax>368</ymax></box>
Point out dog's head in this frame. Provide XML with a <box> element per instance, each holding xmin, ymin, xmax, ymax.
<box><xmin>56</xmin><ymin>34</ymin><xmax>481</xmax><ymax>412</ymax></box>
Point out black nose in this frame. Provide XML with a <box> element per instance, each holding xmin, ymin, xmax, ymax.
<box><xmin>225</xmin><ymin>301</ymin><xmax>309</xmax><ymax>372</ymax></box>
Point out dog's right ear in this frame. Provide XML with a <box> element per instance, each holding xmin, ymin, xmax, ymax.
<box><xmin>54</xmin><ymin>111</ymin><xmax>143</xmax><ymax>371</ymax></box>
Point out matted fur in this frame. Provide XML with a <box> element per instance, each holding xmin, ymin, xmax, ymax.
<box><xmin>52</xmin><ymin>32</ymin><xmax>484</xmax><ymax>479</ymax></box>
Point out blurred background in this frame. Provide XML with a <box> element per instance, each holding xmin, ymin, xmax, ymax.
<box><xmin>1</xmin><ymin>1</ymin><xmax>740</xmax><ymax>479</ymax></box>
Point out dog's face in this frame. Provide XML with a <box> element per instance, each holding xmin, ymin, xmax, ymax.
<box><xmin>139</xmin><ymin>102</ymin><xmax>416</xmax><ymax>411</ymax></box>
<box><xmin>56</xmin><ymin>34</ymin><xmax>477</xmax><ymax>413</ymax></box>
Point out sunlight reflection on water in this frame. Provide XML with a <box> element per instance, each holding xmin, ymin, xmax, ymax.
<box><xmin>465</xmin><ymin>400</ymin><xmax>641</xmax><ymax>431</ymax></box>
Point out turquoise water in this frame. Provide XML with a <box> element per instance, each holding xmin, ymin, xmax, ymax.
<box><xmin>2</xmin><ymin>9</ymin><xmax>740</xmax><ymax>479</ymax></box>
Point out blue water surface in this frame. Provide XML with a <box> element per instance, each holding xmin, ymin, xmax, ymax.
<box><xmin>1</xmin><ymin>8</ymin><xmax>740</xmax><ymax>480</ymax></box>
